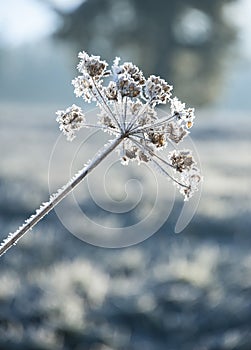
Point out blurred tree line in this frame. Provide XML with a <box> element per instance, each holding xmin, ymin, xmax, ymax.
<box><xmin>51</xmin><ymin>0</ymin><xmax>237</xmax><ymax>106</ymax></box>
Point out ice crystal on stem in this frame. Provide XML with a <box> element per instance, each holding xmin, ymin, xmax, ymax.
<box><xmin>0</xmin><ymin>51</ymin><xmax>202</xmax><ymax>257</ymax></box>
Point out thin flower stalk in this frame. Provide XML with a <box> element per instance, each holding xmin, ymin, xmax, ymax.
<box><xmin>0</xmin><ymin>51</ymin><xmax>202</xmax><ymax>256</ymax></box>
<box><xmin>0</xmin><ymin>136</ymin><xmax>123</xmax><ymax>257</ymax></box>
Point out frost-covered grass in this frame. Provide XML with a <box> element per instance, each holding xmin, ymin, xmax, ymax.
<box><xmin>1</xmin><ymin>202</ymin><xmax>251</xmax><ymax>349</ymax></box>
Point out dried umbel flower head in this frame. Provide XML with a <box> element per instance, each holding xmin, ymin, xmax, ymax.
<box><xmin>0</xmin><ymin>51</ymin><xmax>202</xmax><ymax>257</ymax></box>
<box><xmin>56</xmin><ymin>104</ymin><xmax>85</xmax><ymax>141</ymax></box>
<box><xmin>66</xmin><ymin>51</ymin><xmax>201</xmax><ymax>200</ymax></box>
<box><xmin>77</xmin><ymin>51</ymin><xmax>108</xmax><ymax>78</ymax></box>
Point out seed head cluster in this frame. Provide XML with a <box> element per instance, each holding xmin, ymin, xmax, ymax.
<box><xmin>56</xmin><ymin>104</ymin><xmax>85</xmax><ymax>141</ymax></box>
<box><xmin>56</xmin><ymin>51</ymin><xmax>202</xmax><ymax>200</ymax></box>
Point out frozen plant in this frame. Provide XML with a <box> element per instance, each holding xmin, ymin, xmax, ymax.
<box><xmin>0</xmin><ymin>51</ymin><xmax>202</xmax><ymax>257</ymax></box>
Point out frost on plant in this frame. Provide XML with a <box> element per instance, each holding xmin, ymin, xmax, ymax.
<box><xmin>56</xmin><ymin>104</ymin><xmax>85</xmax><ymax>141</ymax></box>
<box><xmin>0</xmin><ymin>51</ymin><xmax>202</xmax><ymax>257</ymax></box>
<box><xmin>67</xmin><ymin>51</ymin><xmax>201</xmax><ymax>200</ymax></box>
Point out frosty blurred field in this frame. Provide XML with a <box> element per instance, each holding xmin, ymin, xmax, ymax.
<box><xmin>1</xmin><ymin>0</ymin><xmax>251</xmax><ymax>348</ymax></box>
<box><xmin>0</xmin><ymin>101</ymin><xmax>251</xmax><ymax>349</ymax></box>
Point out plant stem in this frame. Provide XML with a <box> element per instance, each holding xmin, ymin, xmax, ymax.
<box><xmin>0</xmin><ymin>135</ymin><xmax>123</xmax><ymax>257</ymax></box>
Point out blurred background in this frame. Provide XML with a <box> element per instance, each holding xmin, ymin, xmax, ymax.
<box><xmin>0</xmin><ymin>0</ymin><xmax>251</xmax><ymax>349</ymax></box>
